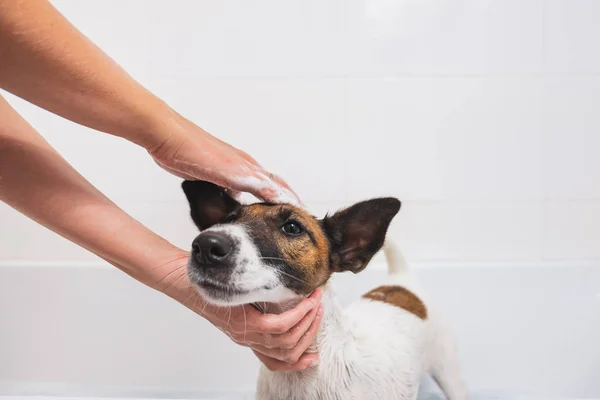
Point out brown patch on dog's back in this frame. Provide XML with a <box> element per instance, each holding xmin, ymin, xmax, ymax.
<box><xmin>363</xmin><ymin>285</ymin><xmax>427</xmax><ymax>319</ymax></box>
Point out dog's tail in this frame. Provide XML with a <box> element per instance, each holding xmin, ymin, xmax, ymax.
<box><xmin>383</xmin><ymin>239</ymin><xmax>409</xmax><ymax>277</ymax></box>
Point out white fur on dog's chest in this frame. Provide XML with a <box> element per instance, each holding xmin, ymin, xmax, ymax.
<box><xmin>256</xmin><ymin>298</ymin><xmax>429</xmax><ymax>400</ymax></box>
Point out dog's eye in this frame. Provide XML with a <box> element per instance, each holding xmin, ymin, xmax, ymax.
<box><xmin>225</xmin><ymin>213</ymin><xmax>237</xmax><ymax>223</ymax></box>
<box><xmin>282</xmin><ymin>220</ymin><xmax>304</xmax><ymax>236</ymax></box>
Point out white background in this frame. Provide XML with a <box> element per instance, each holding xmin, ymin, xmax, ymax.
<box><xmin>2</xmin><ymin>0</ymin><xmax>600</xmax><ymax>267</ymax></box>
<box><xmin>1</xmin><ymin>0</ymin><xmax>599</xmax><ymax>398</ymax></box>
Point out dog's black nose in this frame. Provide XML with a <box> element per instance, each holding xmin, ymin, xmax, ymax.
<box><xmin>192</xmin><ymin>232</ymin><xmax>233</xmax><ymax>265</ymax></box>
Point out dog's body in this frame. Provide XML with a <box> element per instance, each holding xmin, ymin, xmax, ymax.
<box><xmin>181</xmin><ymin>180</ymin><xmax>467</xmax><ymax>400</ymax></box>
<box><xmin>256</xmin><ymin>241</ymin><xmax>467</xmax><ymax>400</ymax></box>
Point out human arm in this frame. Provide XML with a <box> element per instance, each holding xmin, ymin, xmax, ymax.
<box><xmin>0</xmin><ymin>94</ymin><xmax>321</xmax><ymax>370</ymax></box>
<box><xmin>0</xmin><ymin>0</ymin><xmax>299</xmax><ymax>204</ymax></box>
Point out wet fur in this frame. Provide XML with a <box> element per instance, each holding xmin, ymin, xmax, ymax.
<box><xmin>181</xmin><ymin>180</ymin><xmax>467</xmax><ymax>399</ymax></box>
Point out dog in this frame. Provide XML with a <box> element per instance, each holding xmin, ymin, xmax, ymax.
<box><xmin>182</xmin><ymin>180</ymin><xmax>468</xmax><ymax>400</ymax></box>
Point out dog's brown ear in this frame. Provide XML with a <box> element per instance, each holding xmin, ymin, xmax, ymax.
<box><xmin>181</xmin><ymin>180</ymin><xmax>240</xmax><ymax>231</ymax></box>
<box><xmin>323</xmin><ymin>198</ymin><xmax>400</xmax><ymax>274</ymax></box>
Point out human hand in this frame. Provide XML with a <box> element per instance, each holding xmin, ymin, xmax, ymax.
<box><xmin>148</xmin><ymin>114</ymin><xmax>302</xmax><ymax>205</ymax></box>
<box><xmin>155</xmin><ymin>252</ymin><xmax>323</xmax><ymax>372</ymax></box>
<box><xmin>200</xmin><ymin>290</ymin><xmax>324</xmax><ymax>371</ymax></box>
<box><xmin>0</xmin><ymin>0</ymin><xmax>299</xmax><ymax>205</ymax></box>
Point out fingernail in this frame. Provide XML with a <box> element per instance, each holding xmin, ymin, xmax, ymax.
<box><xmin>317</xmin><ymin>305</ymin><xmax>324</xmax><ymax>317</ymax></box>
<box><xmin>309</xmin><ymin>358</ymin><xmax>320</xmax><ymax>367</ymax></box>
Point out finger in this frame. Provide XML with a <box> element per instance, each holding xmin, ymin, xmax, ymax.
<box><xmin>270</xmin><ymin>173</ymin><xmax>293</xmax><ymax>193</ymax></box>
<box><xmin>269</xmin><ymin>173</ymin><xmax>304</xmax><ymax>207</ymax></box>
<box><xmin>236</xmin><ymin>304</ymin><xmax>319</xmax><ymax>348</ymax></box>
<box><xmin>268</xmin><ymin>304</ymin><xmax>319</xmax><ymax>349</ymax></box>
<box><xmin>253</xmin><ymin>350</ymin><xmax>319</xmax><ymax>372</ymax></box>
<box><xmin>246</xmin><ymin>290</ymin><xmax>322</xmax><ymax>334</ymax></box>
<box><xmin>225</xmin><ymin>171</ymin><xmax>272</xmax><ymax>203</ymax></box>
<box><xmin>210</xmin><ymin>135</ymin><xmax>264</xmax><ymax>168</ymax></box>
<box><xmin>290</xmin><ymin>304</ymin><xmax>323</xmax><ymax>356</ymax></box>
<box><xmin>251</xmin><ymin>305</ymin><xmax>323</xmax><ymax>364</ymax></box>
<box><xmin>237</xmin><ymin>149</ymin><xmax>263</xmax><ymax>168</ymax></box>
<box><xmin>249</xmin><ymin>172</ymin><xmax>303</xmax><ymax>206</ymax></box>
<box><xmin>241</xmin><ymin>170</ymin><xmax>287</xmax><ymax>200</ymax></box>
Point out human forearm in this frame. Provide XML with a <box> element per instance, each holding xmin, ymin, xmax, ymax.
<box><xmin>0</xmin><ymin>0</ymin><xmax>172</xmax><ymax>149</ymax></box>
<box><xmin>0</xmin><ymin>95</ymin><xmax>183</xmax><ymax>290</ymax></box>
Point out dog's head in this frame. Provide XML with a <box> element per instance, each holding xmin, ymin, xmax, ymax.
<box><xmin>182</xmin><ymin>180</ymin><xmax>400</xmax><ymax>307</ymax></box>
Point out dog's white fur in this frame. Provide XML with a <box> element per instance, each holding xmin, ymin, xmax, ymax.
<box><xmin>256</xmin><ymin>241</ymin><xmax>468</xmax><ymax>400</ymax></box>
<box><xmin>194</xmin><ymin>225</ymin><xmax>468</xmax><ymax>400</ymax></box>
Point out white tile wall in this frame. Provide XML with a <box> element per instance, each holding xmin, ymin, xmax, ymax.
<box><xmin>2</xmin><ymin>1</ymin><xmax>600</xmax><ymax>396</ymax></box>
<box><xmin>343</xmin><ymin>78</ymin><xmax>444</xmax><ymax>202</ymax></box>
<box><xmin>141</xmin><ymin>0</ymin><xmax>545</xmax><ymax>78</ymax></box>
<box><xmin>146</xmin><ymin>0</ymin><xmax>349</xmax><ymax>79</ymax></box>
<box><xmin>349</xmin><ymin>0</ymin><xmax>545</xmax><ymax>76</ymax></box>
<box><xmin>543</xmin><ymin>77</ymin><xmax>600</xmax><ymax>201</ymax></box>
<box><xmin>543</xmin><ymin>201</ymin><xmax>600</xmax><ymax>261</ymax></box>
<box><xmin>545</xmin><ymin>0</ymin><xmax>600</xmax><ymax>73</ymax></box>
<box><xmin>392</xmin><ymin>201</ymin><xmax>543</xmax><ymax>263</ymax></box>
<box><xmin>1</xmin><ymin>0</ymin><xmax>600</xmax><ymax>267</ymax></box>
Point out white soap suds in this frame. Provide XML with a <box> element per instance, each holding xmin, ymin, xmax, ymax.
<box><xmin>233</xmin><ymin>175</ymin><xmax>302</xmax><ymax>207</ymax></box>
